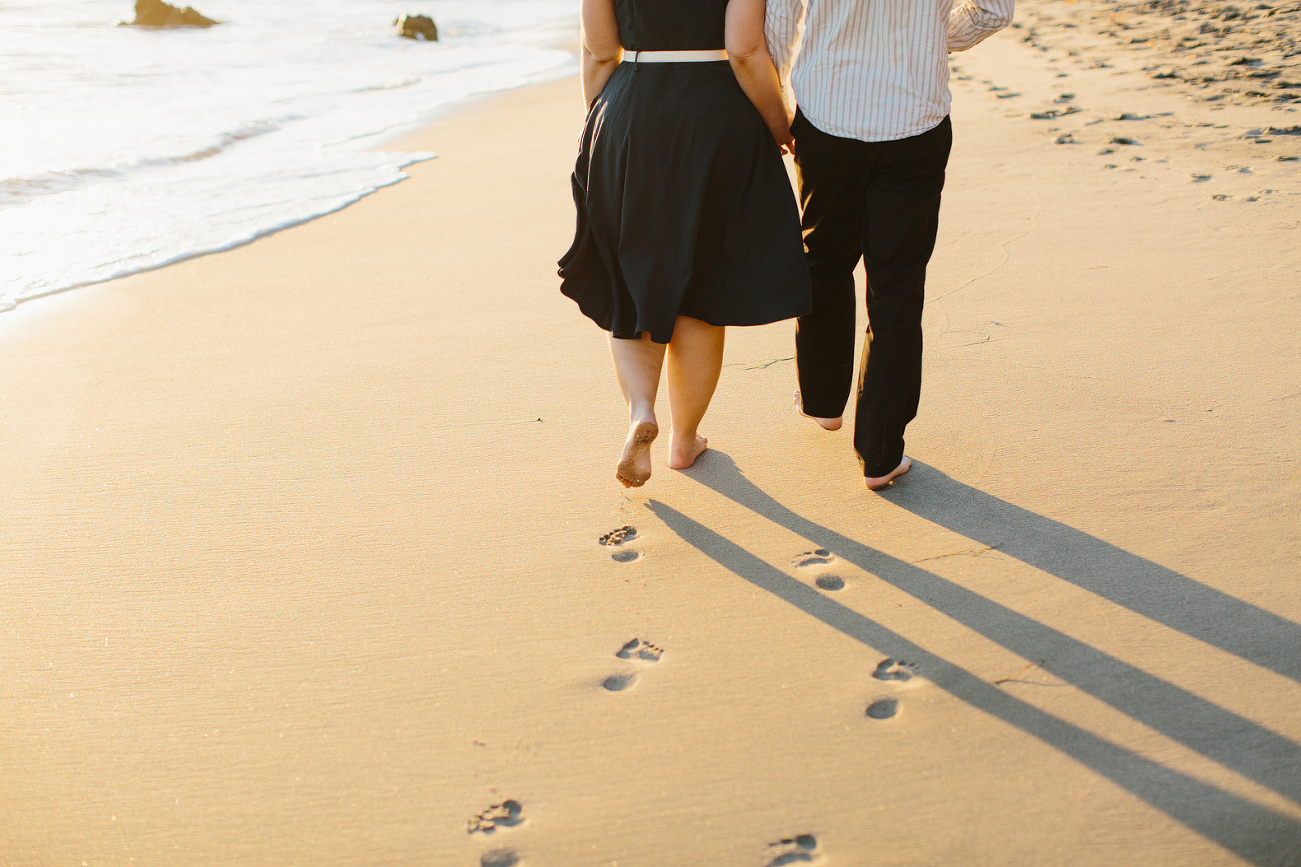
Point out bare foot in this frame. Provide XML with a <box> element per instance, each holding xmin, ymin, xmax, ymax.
<box><xmin>667</xmin><ymin>433</ymin><xmax>708</xmax><ymax>470</ymax></box>
<box><xmin>794</xmin><ymin>390</ymin><xmax>842</xmax><ymax>431</ymax></box>
<box><xmin>865</xmin><ymin>456</ymin><xmax>912</xmax><ymax>490</ymax></box>
<box><xmin>616</xmin><ymin>421</ymin><xmax>658</xmax><ymax>488</ymax></box>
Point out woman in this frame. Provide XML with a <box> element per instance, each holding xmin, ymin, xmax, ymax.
<box><xmin>559</xmin><ymin>0</ymin><xmax>810</xmax><ymax>487</ymax></box>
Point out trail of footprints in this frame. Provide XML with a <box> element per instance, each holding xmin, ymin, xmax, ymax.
<box><xmin>576</xmin><ymin>530</ymin><xmax>923</xmax><ymax>859</ymax></box>
<box><xmin>953</xmin><ymin>56</ymin><xmax>1297</xmax><ymax>195</ymax></box>
<box><xmin>791</xmin><ymin>548</ymin><xmax>923</xmax><ymax>720</ymax></box>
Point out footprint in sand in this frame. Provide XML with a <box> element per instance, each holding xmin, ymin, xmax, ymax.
<box><xmin>866</xmin><ymin>662</ymin><xmax>914</xmax><ymax>719</ymax></box>
<box><xmin>616</xmin><ymin>637</ymin><xmax>663</xmax><ymax>662</ymax></box>
<box><xmin>468</xmin><ymin>800</ymin><xmax>524</xmax><ymax>835</ymax></box>
<box><xmin>602</xmin><ymin>673</ymin><xmax>637</xmax><ymax>691</ymax></box>
<box><xmin>766</xmin><ymin>834</ymin><xmax>822</xmax><ymax>865</ymax></box>
<box><xmin>600</xmin><ymin>526</ymin><xmax>637</xmax><ymax>546</ymax></box>
<box><xmin>866</xmin><ymin>697</ymin><xmax>900</xmax><ymax>720</ymax></box>
<box><xmin>872</xmin><ymin>658</ymin><xmax>920</xmax><ymax>682</ymax></box>
<box><xmin>603</xmin><ymin>638</ymin><xmax>664</xmax><ymax>692</ymax></box>
<box><xmin>814</xmin><ymin>575</ymin><xmax>845</xmax><ymax>591</ymax></box>
<box><xmin>792</xmin><ymin>549</ymin><xmax>846</xmax><ymax>591</ymax></box>
<box><xmin>600</xmin><ymin>526</ymin><xmax>641</xmax><ymax>562</ymax></box>
<box><xmin>792</xmin><ymin>549</ymin><xmax>834</xmax><ymax>568</ymax></box>
<box><xmin>480</xmin><ymin>850</ymin><xmax>520</xmax><ymax>867</ymax></box>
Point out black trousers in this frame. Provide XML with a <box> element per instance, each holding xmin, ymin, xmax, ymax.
<box><xmin>792</xmin><ymin>110</ymin><xmax>952</xmax><ymax>477</ymax></box>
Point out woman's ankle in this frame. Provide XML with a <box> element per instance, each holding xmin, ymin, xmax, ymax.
<box><xmin>628</xmin><ymin>403</ymin><xmax>658</xmax><ymax>427</ymax></box>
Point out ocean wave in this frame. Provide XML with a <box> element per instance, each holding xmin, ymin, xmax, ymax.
<box><xmin>0</xmin><ymin>0</ymin><xmax>580</xmax><ymax>314</ymax></box>
<box><xmin>0</xmin><ymin>117</ymin><xmax>295</xmax><ymax>209</ymax></box>
<box><xmin>354</xmin><ymin>74</ymin><xmax>427</xmax><ymax>93</ymax></box>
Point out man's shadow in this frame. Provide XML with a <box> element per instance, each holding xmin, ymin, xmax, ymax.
<box><xmin>646</xmin><ymin>453</ymin><xmax>1301</xmax><ymax>865</ymax></box>
<box><xmin>884</xmin><ymin>462</ymin><xmax>1301</xmax><ymax>684</ymax></box>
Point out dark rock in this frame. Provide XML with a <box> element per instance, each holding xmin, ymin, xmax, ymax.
<box><xmin>123</xmin><ymin>0</ymin><xmax>217</xmax><ymax>27</ymax></box>
<box><xmin>395</xmin><ymin>14</ymin><xmax>438</xmax><ymax>41</ymax></box>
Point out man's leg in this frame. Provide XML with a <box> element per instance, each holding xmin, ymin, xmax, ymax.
<box><xmin>791</xmin><ymin>110</ymin><xmax>871</xmax><ymax>422</ymax></box>
<box><xmin>853</xmin><ymin>118</ymin><xmax>953</xmax><ymax>479</ymax></box>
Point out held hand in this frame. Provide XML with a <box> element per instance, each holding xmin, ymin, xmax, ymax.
<box><xmin>771</xmin><ymin>108</ymin><xmax>796</xmax><ymax>155</ymax></box>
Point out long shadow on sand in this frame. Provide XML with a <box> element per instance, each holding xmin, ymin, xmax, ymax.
<box><xmin>884</xmin><ymin>463</ymin><xmax>1301</xmax><ymax>685</ymax></box>
<box><xmin>646</xmin><ymin>458</ymin><xmax>1301</xmax><ymax>865</ymax></box>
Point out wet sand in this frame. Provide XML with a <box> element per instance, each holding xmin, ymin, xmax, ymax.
<box><xmin>2</xmin><ymin>6</ymin><xmax>1299</xmax><ymax>865</ymax></box>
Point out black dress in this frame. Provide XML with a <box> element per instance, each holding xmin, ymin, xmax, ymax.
<box><xmin>558</xmin><ymin>0</ymin><xmax>811</xmax><ymax>345</ymax></box>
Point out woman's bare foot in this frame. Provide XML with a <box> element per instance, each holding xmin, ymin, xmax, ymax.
<box><xmin>667</xmin><ymin>432</ymin><xmax>708</xmax><ymax>470</ymax></box>
<box><xmin>794</xmin><ymin>390</ymin><xmax>842</xmax><ymax>431</ymax></box>
<box><xmin>865</xmin><ymin>456</ymin><xmax>912</xmax><ymax>490</ymax></box>
<box><xmin>616</xmin><ymin>421</ymin><xmax>658</xmax><ymax>488</ymax></box>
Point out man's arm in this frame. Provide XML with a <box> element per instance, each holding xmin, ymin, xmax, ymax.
<box><xmin>764</xmin><ymin>0</ymin><xmax>806</xmax><ymax>93</ymax></box>
<box><xmin>948</xmin><ymin>0</ymin><xmax>1014</xmax><ymax>53</ymax></box>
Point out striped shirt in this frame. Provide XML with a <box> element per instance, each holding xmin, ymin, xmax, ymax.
<box><xmin>766</xmin><ymin>0</ymin><xmax>1015</xmax><ymax>143</ymax></box>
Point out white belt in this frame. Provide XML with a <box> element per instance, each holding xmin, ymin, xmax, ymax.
<box><xmin>622</xmin><ymin>49</ymin><xmax>728</xmax><ymax>63</ymax></box>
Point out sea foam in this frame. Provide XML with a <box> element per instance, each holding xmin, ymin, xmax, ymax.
<box><xmin>0</xmin><ymin>0</ymin><xmax>578</xmax><ymax>312</ymax></box>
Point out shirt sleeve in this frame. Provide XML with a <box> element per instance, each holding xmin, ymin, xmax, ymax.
<box><xmin>948</xmin><ymin>0</ymin><xmax>1015</xmax><ymax>53</ymax></box>
<box><xmin>764</xmin><ymin>0</ymin><xmax>807</xmax><ymax>92</ymax></box>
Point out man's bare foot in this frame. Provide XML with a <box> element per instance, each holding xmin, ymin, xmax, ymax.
<box><xmin>667</xmin><ymin>433</ymin><xmax>708</xmax><ymax>470</ymax></box>
<box><xmin>794</xmin><ymin>390</ymin><xmax>842</xmax><ymax>431</ymax></box>
<box><xmin>865</xmin><ymin>456</ymin><xmax>912</xmax><ymax>490</ymax></box>
<box><xmin>616</xmin><ymin>421</ymin><xmax>658</xmax><ymax>488</ymax></box>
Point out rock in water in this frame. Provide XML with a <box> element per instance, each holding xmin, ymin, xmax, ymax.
<box><xmin>125</xmin><ymin>0</ymin><xmax>217</xmax><ymax>27</ymax></box>
<box><xmin>394</xmin><ymin>14</ymin><xmax>438</xmax><ymax>41</ymax></box>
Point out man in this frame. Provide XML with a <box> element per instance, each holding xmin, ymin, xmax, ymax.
<box><xmin>767</xmin><ymin>0</ymin><xmax>1014</xmax><ymax>489</ymax></box>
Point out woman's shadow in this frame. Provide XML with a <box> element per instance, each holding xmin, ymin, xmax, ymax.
<box><xmin>646</xmin><ymin>452</ymin><xmax>1301</xmax><ymax>865</ymax></box>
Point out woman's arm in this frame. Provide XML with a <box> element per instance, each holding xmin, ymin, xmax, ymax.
<box><xmin>725</xmin><ymin>0</ymin><xmax>794</xmax><ymax>152</ymax></box>
<box><xmin>581</xmin><ymin>0</ymin><xmax>622</xmax><ymax>106</ymax></box>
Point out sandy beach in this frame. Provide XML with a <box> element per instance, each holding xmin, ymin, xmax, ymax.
<box><xmin>2</xmin><ymin>2</ymin><xmax>1299</xmax><ymax>864</ymax></box>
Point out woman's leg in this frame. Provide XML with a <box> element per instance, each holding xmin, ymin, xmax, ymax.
<box><xmin>666</xmin><ymin>315</ymin><xmax>725</xmax><ymax>470</ymax></box>
<box><xmin>609</xmin><ymin>333</ymin><xmax>667</xmax><ymax>487</ymax></box>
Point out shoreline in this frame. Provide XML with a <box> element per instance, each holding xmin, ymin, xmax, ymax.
<box><xmin>0</xmin><ymin>17</ymin><xmax>579</xmax><ymax>317</ymax></box>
